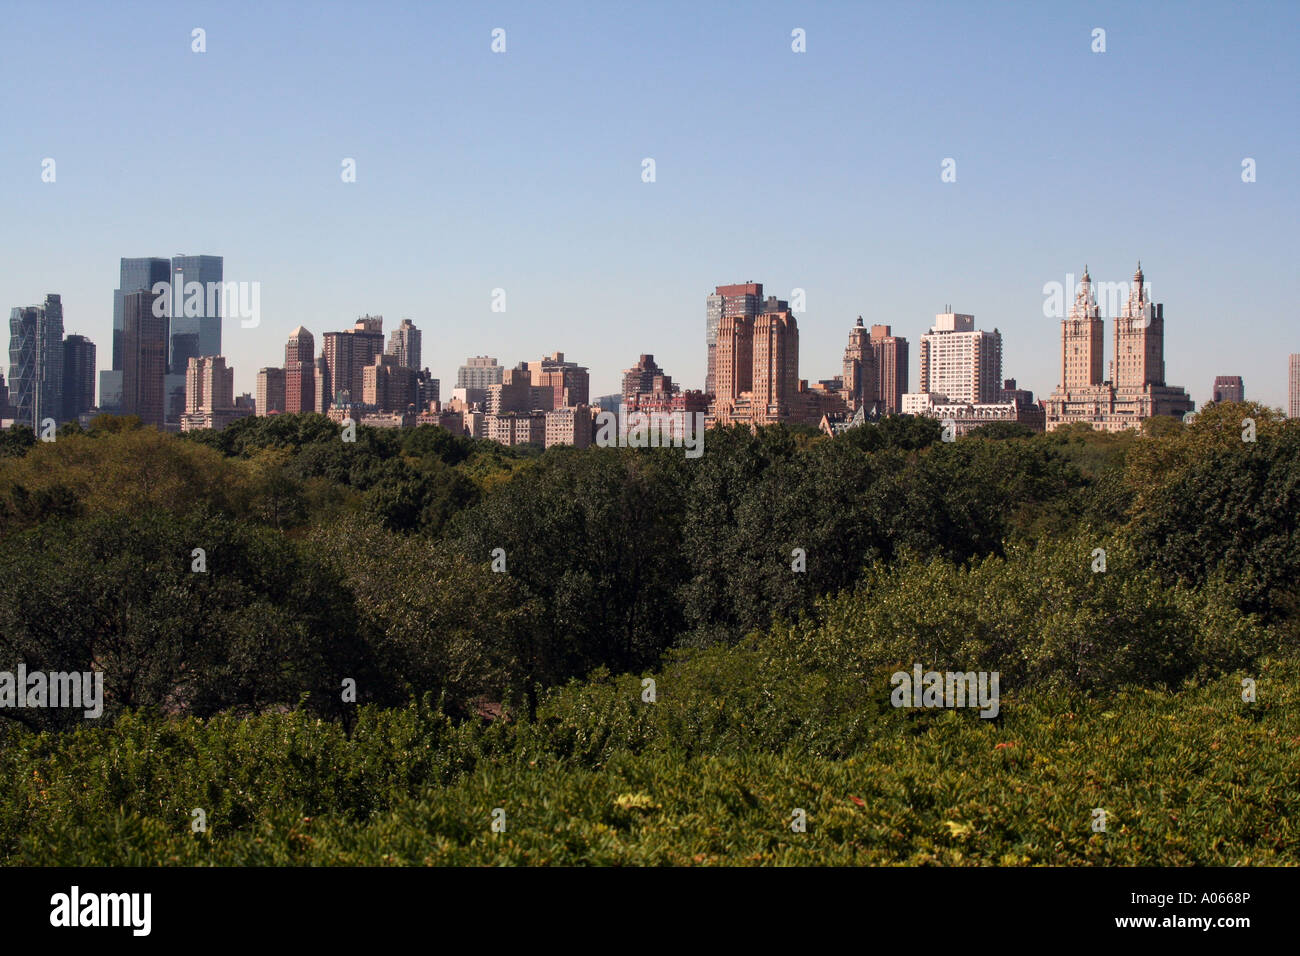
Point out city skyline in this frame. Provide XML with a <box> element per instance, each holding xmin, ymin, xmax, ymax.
<box><xmin>2</xmin><ymin>259</ymin><xmax>1292</xmax><ymax>430</ymax></box>
<box><xmin>2</xmin><ymin>3</ymin><xmax>1296</xmax><ymax>408</ymax></box>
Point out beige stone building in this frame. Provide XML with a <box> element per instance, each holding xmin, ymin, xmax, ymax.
<box><xmin>181</xmin><ymin>355</ymin><xmax>252</xmax><ymax>431</ymax></box>
<box><xmin>1045</xmin><ymin>264</ymin><xmax>1193</xmax><ymax>431</ymax></box>
<box><xmin>710</xmin><ymin>295</ymin><xmax>818</xmax><ymax>427</ymax></box>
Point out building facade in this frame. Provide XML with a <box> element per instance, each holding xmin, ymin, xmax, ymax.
<box><xmin>387</xmin><ymin>318</ymin><xmax>421</xmax><ymax>371</ymax></box>
<box><xmin>7</xmin><ymin>294</ymin><xmax>64</xmax><ymax>427</ymax></box>
<box><xmin>916</xmin><ymin>312</ymin><xmax>1002</xmax><ymax>405</ymax></box>
<box><xmin>257</xmin><ymin>367</ymin><xmax>286</xmax><ymax>416</ymax></box>
<box><xmin>322</xmin><ymin>316</ymin><xmax>384</xmax><ymax>409</ymax></box>
<box><xmin>182</xmin><ymin>355</ymin><xmax>251</xmax><ymax>431</ymax></box>
<box><xmin>544</xmin><ymin>404</ymin><xmax>594</xmax><ymax>448</ymax></box>
<box><xmin>284</xmin><ymin>326</ymin><xmax>316</xmax><ymax>414</ymax></box>
<box><xmin>528</xmin><ymin>352</ymin><xmax>589</xmax><ymax>409</ymax></box>
<box><xmin>363</xmin><ymin>353</ymin><xmax>419</xmax><ymax>412</ymax></box>
<box><xmin>113</xmin><ymin>257</ymin><xmax>170</xmax><ymax>372</ymax></box>
<box><xmin>842</xmin><ymin>318</ymin><xmax>876</xmax><ymax>413</ymax></box>
<box><xmin>706</xmin><ymin>282</ymin><xmax>764</xmax><ymax>395</ymax></box>
<box><xmin>456</xmin><ymin>356</ymin><xmax>504</xmax><ymax>391</ymax></box>
<box><xmin>486</xmin><ymin>411</ymin><xmax>546</xmax><ymax>446</ymax></box>
<box><xmin>622</xmin><ymin>354</ymin><xmax>665</xmax><ymax>407</ymax></box>
<box><xmin>1211</xmin><ymin>375</ymin><xmax>1245</xmax><ymax>404</ymax></box>
<box><xmin>870</xmin><ymin>324</ymin><xmax>909</xmax><ymax>414</ymax></box>
<box><xmin>168</xmin><ymin>255</ymin><xmax>224</xmax><ymax>374</ymax></box>
<box><xmin>901</xmin><ymin>393</ymin><xmax>1045</xmax><ymax>436</ymax></box>
<box><xmin>1044</xmin><ymin>264</ymin><xmax>1194</xmax><ymax>431</ymax></box>
<box><xmin>121</xmin><ymin>289</ymin><xmax>168</xmax><ymax>428</ymax></box>
<box><xmin>710</xmin><ymin>295</ymin><xmax>814</xmax><ymax>426</ymax></box>
<box><xmin>62</xmin><ymin>334</ymin><xmax>96</xmax><ymax>421</ymax></box>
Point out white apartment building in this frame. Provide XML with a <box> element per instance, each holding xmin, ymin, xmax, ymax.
<box><xmin>914</xmin><ymin>312</ymin><xmax>1002</xmax><ymax>405</ymax></box>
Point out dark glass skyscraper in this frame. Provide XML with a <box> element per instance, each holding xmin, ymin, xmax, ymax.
<box><xmin>169</xmin><ymin>255</ymin><xmax>223</xmax><ymax>373</ymax></box>
<box><xmin>121</xmin><ymin>290</ymin><xmax>167</xmax><ymax>428</ymax></box>
<box><xmin>114</xmin><ymin>258</ymin><xmax>170</xmax><ymax>370</ymax></box>
<box><xmin>62</xmin><ymin>334</ymin><xmax>97</xmax><ymax>420</ymax></box>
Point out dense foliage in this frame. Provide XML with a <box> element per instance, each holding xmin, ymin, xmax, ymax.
<box><xmin>0</xmin><ymin>403</ymin><xmax>1295</xmax><ymax>864</ymax></box>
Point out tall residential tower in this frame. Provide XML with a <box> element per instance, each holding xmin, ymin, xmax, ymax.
<box><xmin>706</xmin><ymin>283</ymin><xmax>764</xmax><ymax>395</ymax></box>
<box><xmin>1045</xmin><ymin>263</ymin><xmax>1193</xmax><ymax>430</ymax></box>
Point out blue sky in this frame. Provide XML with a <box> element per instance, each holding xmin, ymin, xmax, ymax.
<box><xmin>4</xmin><ymin>0</ymin><xmax>1298</xmax><ymax>406</ymax></box>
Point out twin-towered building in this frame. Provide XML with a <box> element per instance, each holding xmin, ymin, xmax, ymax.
<box><xmin>706</xmin><ymin>264</ymin><xmax>1203</xmax><ymax>438</ymax></box>
<box><xmin>3</xmin><ymin>259</ymin><xmax>1222</xmax><ymax>440</ymax></box>
<box><xmin>1044</xmin><ymin>264</ymin><xmax>1193</xmax><ymax>431</ymax></box>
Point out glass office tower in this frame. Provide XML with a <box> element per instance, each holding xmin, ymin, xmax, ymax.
<box><xmin>169</xmin><ymin>255</ymin><xmax>224</xmax><ymax>373</ymax></box>
<box><xmin>113</xmin><ymin>258</ymin><xmax>171</xmax><ymax>370</ymax></box>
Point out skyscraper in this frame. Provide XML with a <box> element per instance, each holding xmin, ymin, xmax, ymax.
<box><xmin>870</xmin><ymin>324</ymin><xmax>909</xmax><ymax>414</ymax></box>
<box><xmin>751</xmin><ymin>300</ymin><xmax>800</xmax><ymax>420</ymax></box>
<box><xmin>706</xmin><ymin>282</ymin><xmax>764</xmax><ymax>395</ymax></box>
<box><xmin>387</xmin><ymin>318</ymin><xmax>421</xmax><ymax>371</ymax></box>
<box><xmin>1112</xmin><ymin>263</ymin><xmax>1163</xmax><ymax>389</ymax></box>
<box><xmin>313</xmin><ymin>355</ymin><xmax>328</xmax><ymax>413</ymax></box>
<box><xmin>182</xmin><ymin>356</ymin><xmax>249</xmax><ymax>431</ymax></box>
<box><xmin>121</xmin><ymin>289</ymin><xmax>167</xmax><ymax>428</ymax></box>
<box><xmin>114</xmin><ymin>258</ymin><xmax>170</xmax><ymax>371</ymax></box>
<box><xmin>321</xmin><ymin>316</ymin><xmax>384</xmax><ymax>409</ymax></box>
<box><xmin>363</xmin><ymin>353</ymin><xmax>418</xmax><ymax>412</ymax></box>
<box><xmin>841</xmin><ymin>318</ymin><xmax>877</xmax><ymax>412</ymax></box>
<box><xmin>1211</xmin><ymin>376</ymin><xmax>1245</xmax><ymax>404</ymax></box>
<box><xmin>257</xmin><ymin>367</ymin><xmax>286</xmax><ymax>416</ymax></box>
<box><xmin>713</xmin><ymin>305</ymin><xmax>754</xmax><ymax>409</ymax></box>
<box><xmin>710</xmin><ymin>294</ymin><xmax>804</xmax><ymax>425</ymax></box>
<box><xmin>917</xmin><ymin>312</ymin><xmax>1002</xmax><ymax>405</ymax></box>
<box><xmin>62</xmin><ymin>334</ymin><xmax>96</xmax><ymax>421</ymax></box>
<box><xmin>1061</xmin><ymin>267</ymin><xmax>1105</xmax><ymax>390</ymax></box>
<box><xmin>169</xmin><ymin>255</ymin><xmax>223</xmax><ymax>373</ymax></box>
<box><xmin>185</xmin><ymin>356</ymin><xmax>234</xmax><ymax>415</ymax></box>
<box><xmin>285</xmin><ymin>326</ymin><xmax>316</xmax><ymax>413</ymax></box>
<box><xmin>7</xmin><ymin>294</ymin><xmax>64</xmax><ymax>427</ymax></box>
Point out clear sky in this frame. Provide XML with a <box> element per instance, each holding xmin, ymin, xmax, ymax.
<box><xmin>3</xmin><ymin>0</ymin><xmax>1298</xmax><ymax>407</ymax></box>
